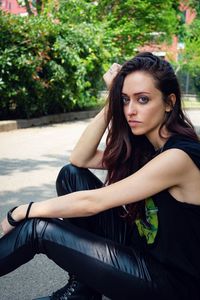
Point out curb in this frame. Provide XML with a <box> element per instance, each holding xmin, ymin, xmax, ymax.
<box><xmin>0</xmin><ymin>109</ymin><xmax>199</xmax><ymax>135</ymax></box>
<box><xmin>0</xmin><ymin>110</ymin><xmax>100</xmax><ymax>132</ymax></box>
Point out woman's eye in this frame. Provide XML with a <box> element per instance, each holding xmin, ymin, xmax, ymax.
<box><xmin>138</xmin><ymin>96</ymin><xmax>149</xmax><ymax>104</ymax></box>
<box><xmin>122</xmin><ymin>96</ymin><xmax>130</xmax><ymax>104</ymax></box>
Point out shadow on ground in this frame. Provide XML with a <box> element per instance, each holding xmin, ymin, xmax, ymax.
<box><xmin>0</xmin><ymin>153</ymin><xmax>69</xmax><ymax>176</ymax></box>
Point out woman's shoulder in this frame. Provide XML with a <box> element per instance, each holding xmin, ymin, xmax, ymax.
<box><xmin>163</xmin><ymin>134</ymin><xmax>200</xmax><ymax>169</ymax></box>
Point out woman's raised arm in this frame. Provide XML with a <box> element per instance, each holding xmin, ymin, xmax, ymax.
<box><xmin>70</xmin><ymin>63</ymin><xmax>121</xmax><ymax>169</ymax></box>
<box><xmin>69</xmin><ymin>106</ymin><xmax>108</xmax><ymax>169</ymax></box>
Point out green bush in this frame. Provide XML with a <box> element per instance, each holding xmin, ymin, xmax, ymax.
<box><xmin>0</xmin><ymin>0</ymin><xmax>182</xmax><ymax>120</ymax></box>
<box><xmin>0</xmin><ymin>9</ymin><xmax>106</xmax><ymax>119</ymax></box>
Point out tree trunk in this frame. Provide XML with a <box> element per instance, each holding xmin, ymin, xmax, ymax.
<box><xmin>35</xmin><ymin>0</ymin><xmax>43</xmax><ymax>15</ymax></box>
<box><xmin>24</xmin><ymin>0</ymin><xmax>34</xmax><ymax>15</ymax></box>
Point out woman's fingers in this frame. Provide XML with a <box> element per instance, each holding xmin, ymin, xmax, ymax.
<box><xmin>109</xmin><ymin>63</ymin><xmax>121</xmax><ymax>74</ymax></box>
<box><xmin>1</xmin><ymin>218</ymin><xmax>14</xmax><ymax>236</ymax></box>
<box><xmin>103</xmin><ymin>63</ymin><xmax>121</xmax><ymax>89</ymax></box>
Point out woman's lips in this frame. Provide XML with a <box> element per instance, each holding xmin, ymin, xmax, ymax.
<box><xmin>128</xmin><ymin>120</ymin><xmax>142</xmax><ymax>127</ymax></box>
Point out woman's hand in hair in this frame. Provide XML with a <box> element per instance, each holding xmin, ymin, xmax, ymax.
<box><xmin>103</xmin><ymin>63</ymin><xmax>121</xmax><ymax>89</ymax></box>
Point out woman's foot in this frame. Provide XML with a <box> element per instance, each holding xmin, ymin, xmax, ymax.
<box><xmin>33</xmin><ymin>275</ymin><xmax>102</xmax><ymax>300</ymax></box>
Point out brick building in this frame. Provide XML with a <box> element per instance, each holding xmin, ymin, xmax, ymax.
<box><xmin>0</xmin><ymin>0</ymin><xmax>28</xmax><ymax>15</ymax></box>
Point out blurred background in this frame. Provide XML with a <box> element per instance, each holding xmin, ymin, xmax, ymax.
<box><xmin>0</xmin><ymin>0</ymin><xmax>200</xmax><ymax>122</ymax></box>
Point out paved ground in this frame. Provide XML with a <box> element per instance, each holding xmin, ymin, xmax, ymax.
<box><xmin>185</xmin><ymin>109</ymin><xmax>200</xmax><ymax>133</ymax></box>
<box><xmin>0</xmin><ymin>110</ymin><xmax>199</xmax><ymax>300</ymax></box>
<box><xmin>0</xmin><ymin>119</ymin><xmax>107</xmax><ymax>300</ymax></box>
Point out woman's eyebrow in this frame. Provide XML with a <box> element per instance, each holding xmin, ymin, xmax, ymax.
<box><xmin>121</xmin><ymin>92</ymin><xmax>151</xmax><ymax>96</ymax></box>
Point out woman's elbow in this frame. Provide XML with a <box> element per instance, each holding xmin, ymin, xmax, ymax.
<box><xmin>69</xmin><ymin>154</ymin><xmax>85</xmax><ymax>168</ymax></box>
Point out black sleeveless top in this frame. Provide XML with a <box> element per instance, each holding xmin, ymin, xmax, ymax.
<box><xmin>134</xmin><ymin>134</ymin><xmax>200</xmax><ymax>299</ymax></box>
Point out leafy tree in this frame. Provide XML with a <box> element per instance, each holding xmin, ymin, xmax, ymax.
<box><xmin>2</xmin><ymin>0</ymin><xmax>197</xmax><ymax>119</ymax></box>
<box><xmin>187</xmin><ymin>0</ymin><xmax>200</xmax><ymax>13</ymax></box>
<box><xmin>91</xmin><ymin>0</ymin><xmax>181</xmax><ymax>58</ymax></box>
<box><xmin>19</xmin><ymin>0</ymin><xmax>183</xmax><ymax>59</ymax></box>
<box><xmin>17</xmin><ymin>0</ymin><xmax>58</xmax><ymax>15</ymax></box>
<box><xmin>183</xmin><ymin>18</ymin><xmax>200</xmax><ymax>94</ymax></box>
<box><xmin>178</xmin><ymin>2</ymin><xmax>200</xmax><ymax>95</ymax></box>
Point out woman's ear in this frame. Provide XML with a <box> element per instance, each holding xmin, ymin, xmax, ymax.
<box><xmin>165</xmin><ymin>94</ymin><xmax>176</xmax><ymax>112</ymax></box>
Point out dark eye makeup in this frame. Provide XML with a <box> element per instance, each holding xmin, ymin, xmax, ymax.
<box><xmin>138</xmin><ymin>95</ymin><xmax>149</xmax><ymax>104</ymax></box>
<box><xmin>121</xmin><ymin>95</ymin><xmax>130</xmax><ymax>104</ymax></box>
<box><xmin>121</xmin><ymin>94</ymin><xmax>150</xmax><ymax>105</ymax></box>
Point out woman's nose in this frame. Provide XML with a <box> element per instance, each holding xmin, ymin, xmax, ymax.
<box><xmin>127</xmin><ymin>101</ymin><xmax>137</xmax><ymax>115</ymax></box>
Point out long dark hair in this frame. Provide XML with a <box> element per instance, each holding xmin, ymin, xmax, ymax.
<box><xmin>102</xmin><ymin>52</ymin><xmax>198</xmax><ymax>221</ymax></box>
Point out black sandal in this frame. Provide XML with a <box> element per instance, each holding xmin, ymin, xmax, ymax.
<box><xmin>7</xmin><ymin>202</ymin><xmax>34</xmax><ymax>226</ymax></box>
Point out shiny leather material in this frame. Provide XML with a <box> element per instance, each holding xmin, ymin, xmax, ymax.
<box><xmin>0</xmin><ymin>164</ymin><xmax>166</xmax><ymax>300</ymax></box>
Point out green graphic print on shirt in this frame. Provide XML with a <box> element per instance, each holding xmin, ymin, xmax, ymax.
<box><xmin>135</xmin><ymin>197</ymin><xmax>158</xmax><ymax>244</ymax></box>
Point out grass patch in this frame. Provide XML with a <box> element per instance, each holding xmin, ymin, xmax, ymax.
<box><xmin>182</xmin><ymin>99</ymin><xmax>200</xmax><ymax>109</ymax></box>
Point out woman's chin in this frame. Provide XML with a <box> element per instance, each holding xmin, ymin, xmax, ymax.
<box><xmin>130</xmin><ymin>128</ymin><xmax>145</xmax><ymax>136</ymax></box>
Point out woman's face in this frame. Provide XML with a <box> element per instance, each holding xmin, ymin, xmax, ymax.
<box><xmin>122</xmin><ymin>71</ymin><xmax>170</xmax><ymax>146</ymax></box>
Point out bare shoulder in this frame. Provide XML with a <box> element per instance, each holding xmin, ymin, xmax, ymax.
<box><xmin>162</xmin><ymin>147</ymin><xmax>200</xmax><ymax>177</ymax></box>
<box><xmin>159</xmin><ymin>148</ymin><xmax>200</xmax><ymax>204</ymax></box>
<box><xmin>158</xmin><ymin>148</ymin><xmax>197</xmax><ymax>169</ymax></box>
<box><xmin>138</xmin><ymin>147</ymin><xmax>199</xmax><ymax>195</ymax></box>
<box><xmin>143</xmin><ymin>148</ymin><xmax>192</xmax><ymax>176</ymax></box>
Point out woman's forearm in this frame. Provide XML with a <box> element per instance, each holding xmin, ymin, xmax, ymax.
<box><xmin>69</xmin><ymin>106</ymin><xmax>108</xmax><ymax>168</ymax></box>
<box><xmin>12</xmin><ymin>190</ymin><xmax>99</xmax><ymax>222</ymax></box>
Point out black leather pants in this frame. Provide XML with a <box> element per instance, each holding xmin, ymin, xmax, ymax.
<box><xmin>0</xmin><ymin>164</ymin><xmax>170</xmax><ymax>300</ymax></box>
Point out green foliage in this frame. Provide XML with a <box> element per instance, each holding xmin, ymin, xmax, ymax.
<box><xmin>183</xmin><ymin>18</ymin><xmax>200</xmax><ymax>72</ymax></box>
<box><xmin>92</xmin><ymin>0</ymin><xmax>180</xmax><ymax>59</ymax></box>
<box><xmin>0</xmin><ymin>8</ymin><xmax>105</xmax><ymax>119</ymax></box>
<box><xmin>17</xmin><ymin>0</ymin><xmax>57</xmax><ymax>15</ymax></box>
<box><xmin>187</xmin><ymin>0</ymin><xmax>200</xmax><ymax>15</ymax></box>
<box><xmin>0</xmin><ymin>0</ymin><xmax>185</xmax><ymax>119</ymax></box>
<box><xmin>179</xmin><ymin>5</ymin><xmax>200</xmax><ymax>95</ymax></box>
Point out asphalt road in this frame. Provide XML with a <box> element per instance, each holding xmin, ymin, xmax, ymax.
<box><xmin>0</xmin><ymin>110</ymin><xmax>199</xmax><ymax>300</ymax></box>
<box><xmin>0</xmin><ymin>119</ymin><xmax>107</xmax><ymax>300</ymax></box>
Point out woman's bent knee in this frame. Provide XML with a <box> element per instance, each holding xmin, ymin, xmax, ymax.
<box><xmin>56</xmin><ymin>164</ymin><xmax>86</xmax><ymax>194</ymax></box>
<box><xmin>56</xmin><ymin>164</ymin><xmax>87</xmax><ymax>182</ymax></box>
<box><xmin>56</xmin><ymin>163</ymin><xmax>101</xmax><ymax>196</ymax></box>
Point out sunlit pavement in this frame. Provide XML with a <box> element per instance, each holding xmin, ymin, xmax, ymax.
<box><xmin>0</xmin><ymin>118</ymin><xmax>107</xmax><ymax>300</ymax></box>
<box><xmin>0</xmin><ymin>110</ymin><xmax>199</xmax><ymax>299</ymax></box>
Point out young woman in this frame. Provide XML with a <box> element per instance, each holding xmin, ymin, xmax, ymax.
<box><xmin>0</xmin><ymin>52</ymin><xmax>200</xmax><ymax>300</ymax></box>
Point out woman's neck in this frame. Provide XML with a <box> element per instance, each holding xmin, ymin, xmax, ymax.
<box><xmin>146</xmin><ymin>128</ymin><xmax>170</xmax><ymax>151</ymax></box>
